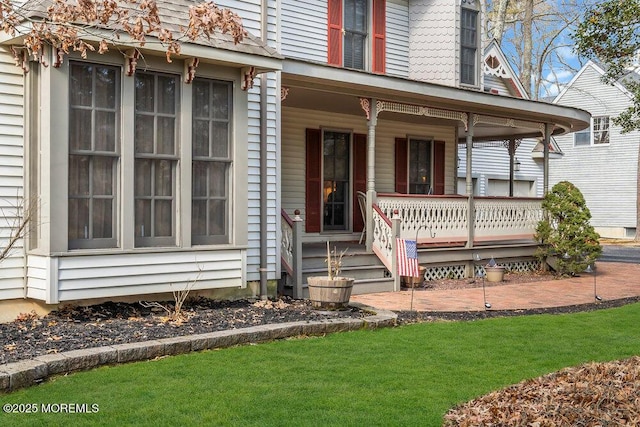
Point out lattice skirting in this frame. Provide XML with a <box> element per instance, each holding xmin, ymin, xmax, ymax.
<box><xmin>473</xmin><ymin>259</ymin><xmax>541</xmax><ymax>277</ymax></box>
<box><xmin>424</xmin><ymin>260</ymin><xmax>541</xmax><ymax>281</ymax></box>
<box><xmin>424</xmin><ymin>264</ymin><xmax>467</xmax><ymax>281</ymax></box>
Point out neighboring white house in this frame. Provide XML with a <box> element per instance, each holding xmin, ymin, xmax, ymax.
<box><xmin>0</xmin><ymin>0</ymin><xmax>590</xmax><ymax>320</ymax></box>
<box><xmin>551</xmin><ymin>60</ymin><xmax>639</xmax><ymax>239</ymax></box>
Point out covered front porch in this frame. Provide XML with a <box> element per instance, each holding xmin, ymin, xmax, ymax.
<box><xmin>281</xmin><ymin>194</ymin><xmax>543</xmax><ymax>297</ymax></box>
<box><xmin>279</xmin><ymin>59</ymin><xmax>590</xmax><ymax>297</ymax></box>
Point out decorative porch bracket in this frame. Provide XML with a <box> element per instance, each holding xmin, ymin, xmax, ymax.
<box><xmin>375</xmin><ymin>100</ymin><xmax>469</xmax><ymax>130</ymax></box>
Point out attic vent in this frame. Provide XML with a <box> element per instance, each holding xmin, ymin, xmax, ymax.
<box><xmin>486</xmin><ymin>55</ymin><xmax>501</xmax><ymax>69</ymax></box>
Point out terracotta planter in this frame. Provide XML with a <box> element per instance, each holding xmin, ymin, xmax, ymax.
<box><xmin>307</xmin><ymin>276</ymin><xmax>354</xmax><ymax>309</ymax></box>
<box><xmin>485</xmin><ymin>266</ymin><xmax>505</xmax><ymax>282</ymax></box>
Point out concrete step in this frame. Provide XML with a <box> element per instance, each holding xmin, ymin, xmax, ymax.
<box><xmin>301</xmin><ymin>252</ymin><xmax>382</xmax><ymax>270</ymax></box>
<box><xmin>302</xmin><ymin>264</ymin><xmax>390</xmax><ymax>282</ymax></box>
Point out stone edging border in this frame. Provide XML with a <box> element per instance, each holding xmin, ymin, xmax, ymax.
<box><xmin>0</xmin><ymin>305</ymin><xmax>396</xmax><ymax>393</ymax></box>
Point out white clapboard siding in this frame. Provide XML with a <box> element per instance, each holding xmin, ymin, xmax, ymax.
<box><xmin>246</xmin><ymin>76</ymin><xmax>278</xmax><ymax>282</ymax></box>
<box><xmin>386</xmin><ymin>0</ymin><xmax>410</xmax><ymax>78</ymax></box>
<box><xmin>457</xmin><ymin>139</ymin><xmax>544</xmax><ymax>197</ymax></box>
<box><xmin>0</xmin><ymin>48</ymin><xmax>25</xmax><ymax>301</ymax></box>
<box><xmin>281</xmin><ymin>0</ymin><xmax>327</xmax><ymax>63</ymax></box>
<box><xmin>281</xmin><ymin>106</ymin><xmax>455</xmax><ymax>227</ymax></box>
<box><xmin>551</xmin><ymin>63</ymin><xmax>639</xmax><ymax>233</ymax></box>
<box><xmin>408</xmin><ymin>1</ymin><xmax>456</xmax><ymax>85</ymax></box>
<box><xmin>47</xmin><ymin>251</ymin><xmax>245</xmax><ymax>302</ymax></box>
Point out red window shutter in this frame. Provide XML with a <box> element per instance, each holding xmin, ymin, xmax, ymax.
<box><xmin>327</xmin><ymin>0</ymin><xmax>343</xmax><ymax>66</ymax></box>
<box><xmin>433</xmin><ymin>140</ymin><xmax>446</xmax><ymax>195</ymax></box>
<box><xmin>372</xmin><ymin>0</ymin><xmax>386</xmax><ymax>73</ymax></box>
<box><xmin>353</xmin><ymin>133</ymin><xmax>367</xmax><ymax>233</ymax></box>
<box><xmin>305</xmin><ymin>128</ymin><xmax>322</xmax><ymax>233</ymax></box>
<box><xmin>395</xmin><ymin>138</ymin><xmax>408</xmax><ymax>193</ymax></box>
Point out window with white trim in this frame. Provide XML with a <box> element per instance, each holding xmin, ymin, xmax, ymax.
<box><xmin>574</xmin><ymin>116</ymin><xmax>610</xmax><ymax>146</ymax></box>
<box><xmin>192</xmin><ymin>78</ymin><xmax>232</xmax><ymax>244</ymax></box>
<box><xmin>68</xmin><ymin>62</ymin><xmax>120</xmax><ymax>249</ymax></box>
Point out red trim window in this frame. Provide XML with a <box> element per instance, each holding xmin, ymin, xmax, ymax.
<box><xmin>327</xmin><ymin>0</ymin><xmax>386</xmax><ymax>72</ymax></box>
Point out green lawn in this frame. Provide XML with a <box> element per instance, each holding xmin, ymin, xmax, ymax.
<box><xmin>2</xmin><ymin>303</ymin><xmax>639</xmax><ymax>427</ymax></box>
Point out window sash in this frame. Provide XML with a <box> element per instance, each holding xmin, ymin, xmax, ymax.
<box><xmin>68</xmin><ymin>62</ymin><xmax>120</xmax><ymax>249</ymax></box>
<box><xmin>574</xmin><ymin>116</ymin><xmax>610</xmax><ymax>146</ymax></box>
<box><xmin>460</xmin><ymin>8</ymin><xmax>478</xmax><ymax>85</ymax></box>
<box><xmin>343</xmin><ymin>0</ymin><xmax>368</xmax><ymax>70</ymax></box>
<box><xmin>191</xmin><ymin>78</ymin><xmax>232</xmax><ymax>245</ymax></box>
<box><xmin>134</xmin><ymin>72</ymin><xmax>179</xmax><ymax>247</ymax></box>
<box><xmin>409</xmin><ymin>139</ymin><xmax>433</xmax><ymax>195</ymax></box>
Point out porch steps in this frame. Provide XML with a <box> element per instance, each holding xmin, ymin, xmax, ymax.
<box><xmin>280</xmin><ymin>242</ymin><xmax>395</xmax><ymax>297</ymax></box>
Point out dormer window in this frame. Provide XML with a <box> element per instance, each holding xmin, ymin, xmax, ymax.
<box><xmin>460</xmin><ymin>0</ymin><xmax>479</xmax><ymax>86</ymax></box>
<box><xmin>328</xmin><ymin>0</ymin><xmax>386</xmax><ymax>73</ymax></box>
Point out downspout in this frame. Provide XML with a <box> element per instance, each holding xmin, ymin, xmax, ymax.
<box><xmin>258</xmin><ymin>0</ymin><xmax>269</xmax><ymax>300</ymax></box>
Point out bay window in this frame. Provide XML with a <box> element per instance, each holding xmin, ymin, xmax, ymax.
<box><xmin>60</xmin><ymin>56</ymin><xmax>241</xmax><ymax>253</ymax></box>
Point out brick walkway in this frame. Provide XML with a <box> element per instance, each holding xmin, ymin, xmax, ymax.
<box><xmin>350</xmin><ymin>262</ymin><xmax>640</xmax><ymax>312</ymax></box>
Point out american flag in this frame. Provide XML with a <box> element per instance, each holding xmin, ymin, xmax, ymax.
<box><xmin>396</xmin><ymin>238</ymin><xmax>420</xmax><ymax>278</ymax></box>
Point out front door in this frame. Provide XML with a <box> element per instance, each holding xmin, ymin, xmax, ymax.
<box><xmin>305</xmin><ymin>128</ymin><xmax>366</xmax><ymax>235</ymax></box>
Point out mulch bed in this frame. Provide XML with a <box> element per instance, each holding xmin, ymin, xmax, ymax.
<box><xmin>0</xmin><ymin>297</ymin><xmax>364</xmax><ymax>365</ymax></box>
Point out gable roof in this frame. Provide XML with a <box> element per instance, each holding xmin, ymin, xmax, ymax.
<box><xmin>483</xmin><ymin>40</ymin><xmax>528</xmax><ymax>99</ymax></box>
<box><xmin>553</xmin><ymin>60</ymin><xmax>634</xmax><ymax>104</ymax></box>
<box><xmin>532</xmin><ymin>137</ymin><xmax>564</xmax><ymax>159</ymax></box>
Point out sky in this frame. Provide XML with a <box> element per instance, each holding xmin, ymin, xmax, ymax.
<box><xmin>488</xmin><ymin>0</ymin><xmax>600</xmax><ymax>100</ymax></box>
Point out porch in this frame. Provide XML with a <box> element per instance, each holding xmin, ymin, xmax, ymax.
<box><xmin>280</xmin><ymin>194</ymin><xmax>543</xmax><ymax>298</ymax></box>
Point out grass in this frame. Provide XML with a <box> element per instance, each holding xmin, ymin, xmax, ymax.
<box><xmin>2</xmin><ymin>303</ymin><xmax>640</xmax><ymax>426</ymax></box>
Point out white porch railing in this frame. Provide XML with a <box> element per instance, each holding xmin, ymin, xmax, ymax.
<box><xmin>371</xmin><ymin>205</ymin><xmax>394</xmax><ymax>271</ymax></box>
<box><xmin>376</xmin><ymin>193</ymin><xmax>542</xmax><ymax>244</ymax></box>
<box><xmin>377</xmin><ymin>194</ymin><xmax>469</xmax><ymax>243</ymax></box>
<box><xmin>474</xmin><ymin>197</ymin><xmax>544</xmax><ymax>242</ymax></box>
<box><xmin>280</xmin><ymin>209</ymin><xmax>303</xmax><ymax>298</ymax></box>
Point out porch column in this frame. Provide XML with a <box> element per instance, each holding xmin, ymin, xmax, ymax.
<box><xmin>507</xmin><ymin>138</ymin><xmax>517</xmax><ymax>197</ymax></box>
<box><xmin>366</xmin><ymin>99</ymin><xmax>377</xmax><ymax>252</ymax></box>
<box><xmin>543</xmin><ymin>123</ymin><xmax>552</xmax><ymax>195</ymax></box>
<box><xmin>466</xmin><ymin>113</ymin><xmax>475</xmax><ymax>249</ymax></box>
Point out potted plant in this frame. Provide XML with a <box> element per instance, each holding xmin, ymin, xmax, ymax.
<box><xmin>484</xmin><ymin>257</ymin><xmax>505</xmax><ymax>282</ymax></box>
<box><xmin>307</xmin><ymin>243</ymin><xmax>354</xmax><ymax>309</ymax></box>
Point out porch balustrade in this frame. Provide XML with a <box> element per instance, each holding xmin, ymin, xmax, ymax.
<box><xmin>280</xmin><ymin>197</ymin><xmax>543</xmax><ymax>296</ymax></box>
<box><xmin>371</xmin><ymin>204</ymin><xmax>395</xmax><ymax>271</ymax></box>
<box><xmin>474</xmin><ymin>197</ymin><xmax>544</xmax><ymax>242</ymax></box>
<box><xmin>376</xmin><ymin>193</ymin><xmax>542</xmax><ymax>245</ymax></box>
<box><xmin>377</xmin><ymin>194</ymin><xmax>469</xmax><ymax>243</ymax></box>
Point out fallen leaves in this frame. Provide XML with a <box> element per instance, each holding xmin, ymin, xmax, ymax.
<box><xmin>444</xmin><ymin>356</ymin><xmax>640</xmax><ymax>426</ymax></box>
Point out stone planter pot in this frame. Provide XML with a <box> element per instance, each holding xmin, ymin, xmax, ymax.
<box><xmin>307</xmin><ymin>276</ymin><xmax>354</xmax><ymax>309</ymax></box>
<box><xmin>485</xmin><ymin>266</ymin><xmax>505</xmax><ymax>282</ymax></box>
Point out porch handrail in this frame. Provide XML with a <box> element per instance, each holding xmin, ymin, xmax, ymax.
<box><xmin>377</xmin><ymin>193</ymin><xmax>469</xmax><ymax>244</ymax></box>
<box><xmin>281</xmin><ymin>209</ymin><xmax>294</xmax><ymax>275</ymax></box>
<box><xmin>280</xmin><ymin>209</ymin><xmax>303</xmax><ymax>298</ymax></box>
<box><xmin>371</xmin><ymin>204</ymin><xmax>394</xmax><ymax>271</ymax></box>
